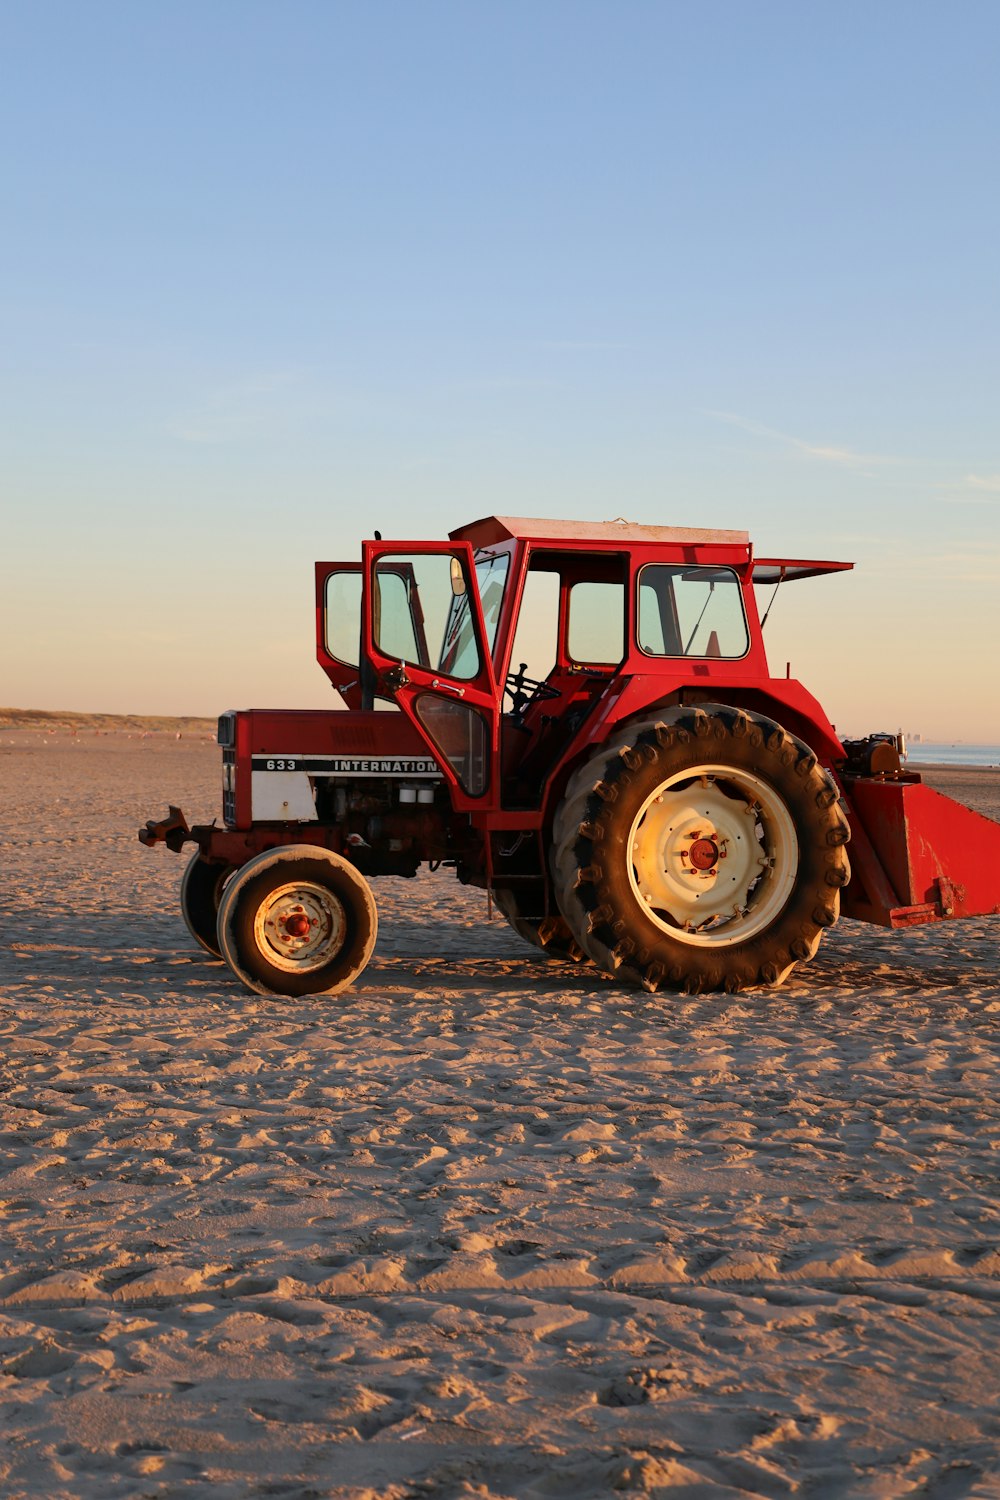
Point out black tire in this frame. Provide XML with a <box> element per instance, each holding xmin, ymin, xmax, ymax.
<box><xmin>217</xmin><ymin>847</ymin><xmax>378</xmax><ymax>997</ymax></box>
<box><xmin>551</xmin><ymin>705</ymin><xmax>850</xmax><ymax>994</ymax></box>
<box><xmin>492</xmin><ymin>887</ymin><xmax>590</xmax><ymax>964</ymax></box>
<box><xmin>180</xmin><ymin>853</ymin><xmax>234</xmax><ymax>958</ymax></box>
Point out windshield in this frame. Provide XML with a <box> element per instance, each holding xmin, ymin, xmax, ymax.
<box><xmin>474</xmin><ymin>550</ymin><xmax>510</xmax><ymax>656</ymax></box>
<box><xmin>439</xmin><ymin>549</ymin><xmax>510</xmax><ymax>674</ymax></box>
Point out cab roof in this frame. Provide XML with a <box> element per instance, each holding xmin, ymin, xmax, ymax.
<box><xmin>450</xmin><ymin>515</ymin><xmax>750</xmax><ymax>548</ymax></box>
<box><xmin>449</xmin><ymin>516</ymin><xmax>853</xmax><ymax>580</ymax></box>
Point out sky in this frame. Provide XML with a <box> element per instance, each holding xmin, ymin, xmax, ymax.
<box><xmin>1</xmin><ymin>1</ymin><xmax>998</xmax><ymax>740</ymax></box>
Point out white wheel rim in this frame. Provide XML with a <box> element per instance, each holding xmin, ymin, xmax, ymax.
<box><xmin>627</xmin><ymin>764</ymin><xmax>798</xmax><ymax>947</ymax></box>
<box><xmin>252</xmin><ymin>880</ymin><xmax>348</xmax><ymax>973</ymax></box>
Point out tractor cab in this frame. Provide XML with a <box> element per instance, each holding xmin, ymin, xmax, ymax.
<box><xmin>318</xmin><ymin>515</ymin><xmax>773</xmax><ymax>812</ymax></box>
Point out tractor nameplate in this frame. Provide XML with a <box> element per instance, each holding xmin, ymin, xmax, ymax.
<box><xmin>251</xmin><ymin>755</ymin><xmax>441</xmax><ymax>778</ymax></box>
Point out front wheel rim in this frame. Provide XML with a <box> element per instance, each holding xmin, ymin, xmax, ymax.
<box><xmin>252</xmin><ymin>880</ymin><xmax>348</xmax><ymax>973</ymax></box>
<box><xmin>627</xmin><ymin>764</ymin><xmax>798</xmax><ymax>947</ymax></box>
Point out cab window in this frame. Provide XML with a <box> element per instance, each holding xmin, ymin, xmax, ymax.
<box><xmin>638</xmin><ymin>565</ymin><xmax>749</xmax><ymax>658</ymax></box>
<box><xmin>474</xmin><ymin>551</ymin><xmax>510</xmax><ymax>660</ymax></box>
<box><xmin>567</xmin><ymin>580</ymin><xmax>625</xmax><ymax>664</ymax></box>
<box><xmin>324</xmin><ymin>571</ymin><xmax>362</xmax><ymax>667</ymax></box>
<box><xmin>373</xmin><ymin>552</ymin><xmax>482</xmax><ymax>680</ymax></box>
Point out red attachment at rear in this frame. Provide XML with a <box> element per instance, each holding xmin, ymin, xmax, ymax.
<box><xmin>841</xmin><ymin>778</ymin><xmax>1000</xmax><ymax>927</ymax></box>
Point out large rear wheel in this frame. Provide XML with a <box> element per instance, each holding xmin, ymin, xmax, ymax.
<box><xmin>552</xmin><ymin>706</ymin><xmax>850</xmax><ymax>993</ymax></box>
<box><xmin>492</xmin><ymin>887</ymin><xmax>589</xmax><ymax>964</ymax></box>
<box><xmin>217</xmin><ymin>847</ymin><xmax>378</xmax><ymax>997</ymax></box>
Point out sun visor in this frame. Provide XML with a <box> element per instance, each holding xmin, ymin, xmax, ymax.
<box><xmin>752</xmin><ymin>558</ymin><xmax>854</xmax><ymax>584</ymax></box>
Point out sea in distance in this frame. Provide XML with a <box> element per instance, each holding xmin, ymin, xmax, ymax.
<box><xmin>906</xmin><ymin>743</ymin><xmax>1000</xmax><ymax>768</ymax></box>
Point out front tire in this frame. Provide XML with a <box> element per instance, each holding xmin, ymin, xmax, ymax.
<box><xmin>552</xmin><ymin>706</ymin><xmax>850</xmax><ymax>993</ymax></box>
<box><xmin>217</xmin><ymin>847</ymin><xmax>378</xmax><ymax>997</ymax></box>
<box><xmin>180</xmin><ymin>853</ymin><xmax>234</xmax><ymax>958</ymax></box>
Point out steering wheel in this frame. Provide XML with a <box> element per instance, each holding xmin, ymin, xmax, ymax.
<box><xmin>504</xmin><ymin>662</ymin><xmax>561</xmax><ymax>718</ymax></box>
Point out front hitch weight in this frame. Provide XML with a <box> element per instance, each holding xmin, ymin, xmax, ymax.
<box><xmin>139</xmin><ymin>805</ymin><xmax>192</xmax><ymax>853</ymax></box>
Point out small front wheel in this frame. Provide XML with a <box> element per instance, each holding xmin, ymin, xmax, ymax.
<box><xmin>217</xmin><ymin>847</ymin><xmax>378</xmax><ymax>997</ymax></box>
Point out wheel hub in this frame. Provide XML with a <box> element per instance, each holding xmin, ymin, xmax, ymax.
<box><xmin>254</xmin><ymin>882</ymin><xmax>348</xmax><ymax>972</ymax></box>
<box><xmin>283</xmin><ymin>913</ymin><xmax>312</xmax><ymax>938</ymax></box>
<box><xmin>687</xmin><ymin>836</ymin><xmax>720</xmax><ymax>871</ymax></box>
<box><xmin>628</xmin><ymin>766</ymin><xmax>798</xmax><ymax>947</ymax></box>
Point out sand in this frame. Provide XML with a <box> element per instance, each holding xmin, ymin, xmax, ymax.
<box><xmin>1</xmin><ymin>729</ymin><xmax>999</xmax><ymax>1498</ymax></box>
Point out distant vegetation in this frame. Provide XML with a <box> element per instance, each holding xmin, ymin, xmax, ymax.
<box><xmin>0</xmin><ymin>707</ymin><xmax>215</xmax><ymax>733</ymax></box>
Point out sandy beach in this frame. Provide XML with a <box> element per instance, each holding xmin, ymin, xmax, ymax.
<box><xmin>1</xmin><ymin>727</ymin><xmax>998</xmax><ymax>1498</ymax></box>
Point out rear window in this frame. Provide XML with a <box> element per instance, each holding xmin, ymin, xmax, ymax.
<box><xmin>637</xmin><ymin>565</ymin><xmax>749</xmax><ymax>658</ymax></box>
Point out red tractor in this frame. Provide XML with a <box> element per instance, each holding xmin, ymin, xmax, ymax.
<box><xmin>141</xmin><ymin>516</ymin><xmax>1000</xmax><ymax>996</ymax></box>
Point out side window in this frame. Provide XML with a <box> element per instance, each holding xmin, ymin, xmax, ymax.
<box><xmin>373</xmin><ymin>553</ymin><xmax>482</xmax><ymax>681</ymax></box>
<box><xmin>567</xmin><ymin>581</ymin><xmax>625</xmax><ymax>664</ymax></box>
<box><xmin>324</xmin><ymin>571</ymin><xmax>362</xmax><ymax>667</ymax></box>
<box><xmin>638</xmin><ymin>566</ymin><xmax>749</xmax><ymax>658</ymax></box>
<box><xmin>374</xmin><ymin>570</ymin><xmax>422</xmax><ymax>665</ymax></box>
<box><xmin>509</xmin><ymin>568</ymin><xmax>560</xmax><ymax>682</ymax></box>
<box><xmin>414</xmin><ymin>696</ymin><xmax>488</xmax><ymax>796</ymax></box>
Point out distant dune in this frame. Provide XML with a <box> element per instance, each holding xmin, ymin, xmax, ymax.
<box><xmin>0</xmin><ymin>706</ymin><xmax>216</xmax><ymax>734</ymax></box>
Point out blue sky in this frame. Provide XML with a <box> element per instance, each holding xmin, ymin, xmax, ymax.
<box><xmin>2</xmin><ymin>2</ymin><xmax>998</xmax><ymax>737</ymax></box>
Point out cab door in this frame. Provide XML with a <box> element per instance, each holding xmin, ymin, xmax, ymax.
<box><xmin>316</xmin><ymin>561</ymin><xmax>365</xmax><ymax>708</ymax></box>
<box><xmin>362</xmin><ymin>540</ymin><xmax>500</xmax><ymax>812</ymax></box>
<box><xmin>317</xmin><ymin>559</ymin><xmax>429</xmax><ymax>710</ymax></box>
